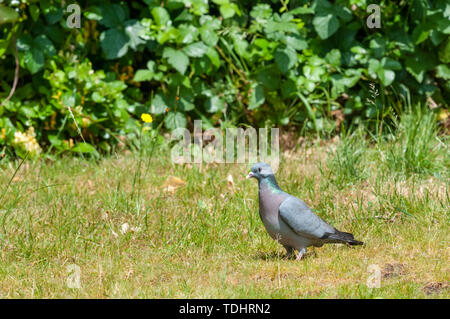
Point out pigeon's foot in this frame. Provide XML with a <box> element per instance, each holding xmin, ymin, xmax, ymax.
<box><xmin>295</xmin><ymin>248</ymin><xmax>307</xmax><ymax>261</ymax></box>
<box><xmin>284</xmin><ymin>246</ymin><xmax>295</xmax><ymax>259</ymax></box>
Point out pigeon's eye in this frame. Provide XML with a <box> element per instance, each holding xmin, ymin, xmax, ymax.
<box><xmin>258</xmin><ymin>168</ymin><xmax>262</xmax><ymax>172</ymax></box>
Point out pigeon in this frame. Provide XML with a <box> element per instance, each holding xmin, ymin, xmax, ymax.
<box><xmin>246</xmin><ymin>162</ymin><xmax>363</xmax><ymax>260</ymax></box>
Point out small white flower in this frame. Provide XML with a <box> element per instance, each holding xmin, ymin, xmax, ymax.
<box><xmin>226</xmin><ymin>174</ymin><xmax>234</xmax><ymax>186</ymax></box>
<box><xmin>120</xmin><ymin>223</ymin><xmax>130</xmax><ymax>234</ymax></box>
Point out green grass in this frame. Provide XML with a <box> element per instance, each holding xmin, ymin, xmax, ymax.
<box><xmin>0</xmin><ymin>117</ymin><xmax>448</xmax><ymax>298</ymax></box>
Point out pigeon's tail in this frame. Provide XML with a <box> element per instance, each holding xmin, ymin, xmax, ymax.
<box><xmin>322</xmin><ymin>230</ymin><xmax>364</xmax><ymax>246</ymax></box>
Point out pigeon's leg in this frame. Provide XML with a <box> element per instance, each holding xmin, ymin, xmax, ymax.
<box><xmin>295</xmin><ymin>248</ymin><xmax>307</xmax><ymax>261</ymax></box>
<box><xmin>283</xmin><ymin>245</ymin><xmax>294</xmax><ymax>259</ymax></box>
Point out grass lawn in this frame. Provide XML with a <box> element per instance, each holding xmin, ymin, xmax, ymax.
<box><xmin>0</xmin><ymin>124</ymin><xmax>448</xmax><ymax>299</ymax></box>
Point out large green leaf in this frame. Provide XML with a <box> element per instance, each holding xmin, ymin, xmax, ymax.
<box><xmin>100</xmin><ymin>28</ymin><xmax>129</xmax><ymax>60</ymax></box>
<box><xmin>17</xmin><ymin>35</ymin><xmax>55</xmax><ymax>74</ymax></box>
<box><xmin>183</xmin><ymin>41</ymin><xmax>209</xmax><ymax>57</ymax></box>
<box><xmin>313</xmin><ymin>14</ymin><xmax>339</xmax><ymax>39</ymax></box>
<box><xmin>248</xmin><ymin>83</ymin><xmax>265</xmax><ymax>110</ymax></box>
<box><xmin>436</xmin><ymin>64</ymin><xmax>450</xmax><ymax>80</ymax></box>
<box><xmin>0</xmin><ymin>5</ymin><xmax>19</xmax><ymax>24</ymax></box>
<box><xmin>205</xmin><ymin>96</ymin><xmax>226</xmax><ymax>113</ymax></box>
<box><xmin>151</xmin><ymin>94</ymin><xmax>166</xmax><ymax>114</ymax></box>
<box><xmin>124</xmin><ymin>20</ymin><xmax>145</xmax><ymax>50</ymax></box>
<box><xmin>274</xmin><ymin>46</ymin><xmax>297</xmax><ymax>74</ymax></box>
<box><xmin>200</xmin><ymin>28</ymin><xmax>218</xmax><ymax>46</ymax></box>
<box><xmin>165</xmin><ymin>111</ymin><xmax>187</xmax><ymax>129</ymax></box>
<box><xmin>133</xmin><ymin>70</ymin><xmax>154</xmax><ymax>82</ymax></box>
<box><xmin>99</xmin><ymin>4</ymin><xmax>128</xmax><ymax>28</ymax></box>
<box><xmin>256</xmin><ymin>65</ymin><xmax>280</xmax><ymax>90</ymax></box>
<box><xmin>163</xmin><ymin>48</ymin><xmax>189</xmax><ymax>74</ymax></box>
<box><xmin>284</xmin><ymin>34</ymin><xmax>308</xmax><ymax>51</ymax></box>
<box><xmin>152</xmin><ymin>7</ymin><xmax>170</xmax><ymax>25</ymax></box>
<box><xmin>71</xmin><ymin>142</ymin><xmax>99</xmax><ymax>155</ymax></box>
<box><xmin>34</xmin><ymin>35</ymin><xmax>56</xmax><ymax>56</ymax></box>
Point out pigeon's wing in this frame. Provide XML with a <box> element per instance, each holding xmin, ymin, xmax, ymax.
<box><xmin>279</xmin><ymin>196</ymin><xmax>335</xmax><ymax>239</ymax></box>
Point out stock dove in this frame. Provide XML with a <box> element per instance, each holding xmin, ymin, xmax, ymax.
<box><xmin>246</xmin><ymin>162</ymin><xmax>363</xmax><ymax>260</ymax></box>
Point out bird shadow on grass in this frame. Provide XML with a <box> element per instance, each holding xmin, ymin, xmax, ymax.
<box><xmin>253</xmin><ymin>250</ymin><xmax>317</xmax><ymax>261</ymax></box>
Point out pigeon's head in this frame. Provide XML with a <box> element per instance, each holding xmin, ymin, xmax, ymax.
<box><xmin>246</xmin><ymin>162</ymin><xmax>274</xmax><ymax>180</ymax></box>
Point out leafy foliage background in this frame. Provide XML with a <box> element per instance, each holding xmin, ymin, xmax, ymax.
<box><xmin>0</xmin><ymin>0</ymin><xmax>449</xmax><ymax>157</ymax></box>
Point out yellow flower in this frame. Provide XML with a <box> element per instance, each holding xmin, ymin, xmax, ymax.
<box><xmin>141</xmin><ymin>113</ymin><xmax>153</xmax><ymax>123</ymax></box>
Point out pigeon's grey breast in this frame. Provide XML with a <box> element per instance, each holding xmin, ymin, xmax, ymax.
<box><xmin>258</xmin><ymin>186</ymin><xmax>287</xmax><ymax>238</ymax></box>
<box><xmin>258</xmin><ymin>187</ymin><xmax>313</xmax><ymax>249</ymax></box>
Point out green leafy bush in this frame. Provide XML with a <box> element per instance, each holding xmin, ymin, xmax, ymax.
<box><xmin>0</xmin><ymin>0</ymin><xmax>448</xmax><ymax>158</ymax></box>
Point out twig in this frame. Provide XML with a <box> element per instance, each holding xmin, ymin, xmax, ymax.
<box><xmin>1</xmin><ymin>31</ymin><xmax>19</xmax><ymax>107</ymax></box>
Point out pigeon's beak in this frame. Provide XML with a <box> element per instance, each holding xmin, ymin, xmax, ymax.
<box><xmin>246</xmin><ymin>172</ymin><xmax>254</xmax><ymax>179</ymax></box>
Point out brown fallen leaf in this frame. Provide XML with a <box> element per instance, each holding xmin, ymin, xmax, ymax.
<box><xmin>162</xmin><ymin>176</ymin><xmax>186</xmax><ymax>187</ymax></box>
<box><xmin>162</xmin><ymin>176</ymin><xmax>186</xmax><ymax>194</ymax></box>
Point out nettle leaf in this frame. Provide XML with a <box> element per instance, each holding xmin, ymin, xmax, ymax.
<box><xmin>179</xmin><ymin>88</ymin><xmax>195</xmax><ymax>112</ymax></box>
<box><xmin>124</xmin><ymin>20</ymin><xmax>145</xmax><ymax>50</ymax></box>
<box><xmin>274</xmin><ymin>46</ymin><xmax>297</xmax><ymax>74</ymax></box>
<box><xmin>266</xmin><ymin>13</ymin><xmax>298</xmax><ymax>34</ymax></box>
<box><xmin>183</xmin><ymin>41</ymin><xmax>209</xmax><ymax>57</ymax></box>
<box><xmin>178</xmin><ymin>24</ymin><xmax>199</xmax><ymax>44</ymax></box>
<box><xmin>34</xmin><ymin>35</ymin><xmax>56</xmax><ymax>56</ymax></box>
<box><xmin>163</xmin><ymin>48</ymin><xmax>189</xmax><ymax>74</ymax></box>
<box><xmin>213</xmin><ymin>0</ymin><xmax>237</xmax><ymax>19</ymax></box>
<box><xmin>165</xmin><ymin>111</ymin><xmax>187</xmax><ymax>129</ymax></box>
<box><xmin>200</xmin><ymin>28</ymin><xmax>218</xmax><ymax>46</ymax></box>
<box><xmin>100</xmin><ymin>28</ymin><xmax>129</xmax><ymax>60</ymax></box>
<box><xmin>313</xmin><ymin>14</ymin><xmax>339</xmax><ymax>39</ymax></box>
<box><xmin>248</xmin><ymin>83</ymin><xmax>265</xmax><ymax>110</ymax></box>
<box><xmin>284</xmin><ymin>34</ymin><xmax>308</xmax><ymax>51</ymax></box>
<box><xmin>205</xmin><ymin>96</ymin><xmax>226</xmax><ymax>113</ymax></box>
<box><xmin>232</xmin><ymin>36</ymin><xmax>249</xmax><ymax>57</ymax></box>
<box><xmin>405</xmin><ymin>57</ymin><xmax>425</xmax><ymax>83</ymax></box>
<box><xmin>133</xmin><ymin>70</ymin><xmax>154</xmax><ymax>82</ymax></box>
<box><xmin>98</xmin><ymin>4</ymin><xmax>128</xmax><ymax>28</ymax></box>
<box><xmin>250</xmin><ymin>4</ymin><xmax>272</xmax><ymax>20</ymax></box>
<box><xmin>19</xmin><ymin>47</ymin><xmax>39</xmax><ymax>75</ymax></box>
<box><xmin>151</xmin><ymin>94</ymin><xmax>166</xmax><ymax>114</ymax></box>
<box><xmin>370</xmin><ymin>37</ymin><xmax>386</xmax><ymax>58</ymax></box>
<box><xmin>303</xmin><ymin>64</ymin><xmax>325</xmax><ymax>83</ymax></box>
<box><xmin>17</xmin><ymin>35</ymin><xmax>55</xmax><ymax>74</ymax></box>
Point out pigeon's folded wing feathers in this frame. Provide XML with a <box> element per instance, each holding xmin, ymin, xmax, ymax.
<box><xmin>279</xmin><ymin>196</ymin><xmax>335</xmax><ymax>239</ymax></box>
